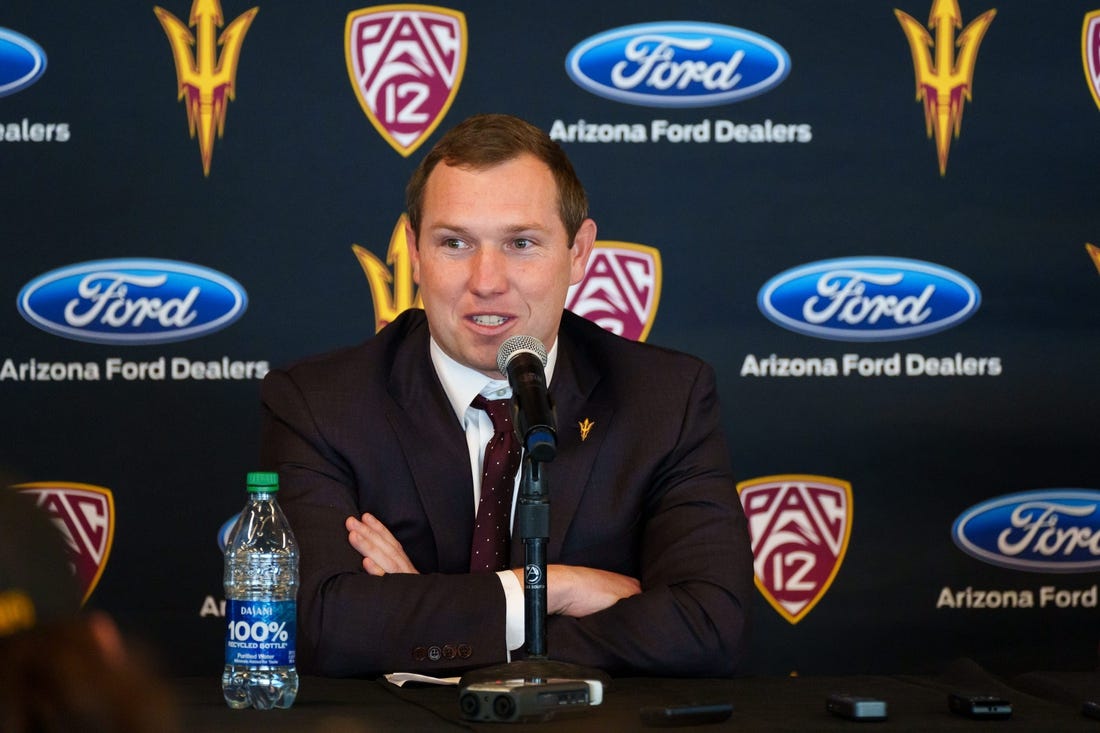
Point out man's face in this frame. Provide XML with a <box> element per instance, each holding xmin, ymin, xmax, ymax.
<box><xmin>407</xmin><ymin>154</ymin><xmax>596</xmax><ymax>378</ymax></box>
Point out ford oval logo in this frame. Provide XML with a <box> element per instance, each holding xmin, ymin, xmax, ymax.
<box><xmin>565</xmin><ymin>21</ymin><xmax>789</xmax><ymax>108</ymax></box>
<box><xmin>757</xmin><ymin>257</ymin><xmax>980</xmax><ymax>341</ymax></box>
<box><xmin>952</xmin><ymin>490</ymin><xmax>1100</xmax><ymax>573</ymax></box>
<box><xmin>0</xmin><ymin>28</ymin><xmax>47</xmax><ymax>98</ymax></box>
<box><xmin>17</xmin><ymin>259</ymin><xmax>248</xmax><ymax>344</ymax></box>
<box><xmin>218</xmin><ymin>515</ymin><xmax>240</xmax><ymax>553</ymax></box>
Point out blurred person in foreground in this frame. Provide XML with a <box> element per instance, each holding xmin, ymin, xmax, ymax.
<box><xmin>260</xmin><ymin>113</ymin><xmax>752</xmax><ymax>678</ymax></box>
<box><xmin>0</xmin><ymin>487</ymin><xmax>178</xmax><ymax>733</ymax></box>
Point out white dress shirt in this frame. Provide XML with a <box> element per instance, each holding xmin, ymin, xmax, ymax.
<box><xmin>428</xmin><ymin>337</ymin><xmax>559</xmax><ymax>652</ymax></box>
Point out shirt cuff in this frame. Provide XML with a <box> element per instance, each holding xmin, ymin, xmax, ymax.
<box><xmin>497</xmin><ymin>569</ymin><xmax>525</xmax><ymax>651</ymax></box>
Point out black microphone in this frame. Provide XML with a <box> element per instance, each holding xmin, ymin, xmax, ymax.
<box><xmin>496</xmin><ymin>335</ymin><xmax>556</xmax><ymax>462</ymax></box>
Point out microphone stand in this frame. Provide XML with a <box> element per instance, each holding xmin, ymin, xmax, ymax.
<box><xmin>458</xmin><ymin>443</ymin><xmax>609</xmax><ymax>689</ymax></box>
<box><xmin>518</xmin><ymin>454</ymin><xmax>549</xmax><ymax>660</ymax></box>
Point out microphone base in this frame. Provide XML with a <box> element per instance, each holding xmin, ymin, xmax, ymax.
<box><xmin>459</xmin><ymin>658</ymin><xmax>610</xmax><ymax>688</ymax></box>
<box><xmin>458</xmin><ymin>659</ymin><xmax>609</xmax><ymax>722</ymax></box>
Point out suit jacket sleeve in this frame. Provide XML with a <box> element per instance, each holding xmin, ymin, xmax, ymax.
<box><xmin>531</xmin><ymin>350</ymin><xmax>752</xmax><ymax>678</ymax></box>
<box><xmin>259</xmin><ymin>360</ymin><xmax>509</xmax><ymax>678</ymax></box>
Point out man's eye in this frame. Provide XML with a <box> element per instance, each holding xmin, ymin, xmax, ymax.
<box><xmin>442</xmin><ymin>238</ymin><xmax>465</xmax><ymax>249</ymax></box>
<box><xmin>513</xmin><ymin>238</ymin><xmax>533</xmax><ymax>249</ymax></box>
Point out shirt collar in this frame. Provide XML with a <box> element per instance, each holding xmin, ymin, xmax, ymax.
<box><xmin>430</xmin><ymin>337</ymin><xmax>559</xmax><ymax>424</ymax></box>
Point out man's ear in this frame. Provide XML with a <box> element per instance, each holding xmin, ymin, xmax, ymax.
<box><xmin>569</xmin><ymin>218</ymin><xmax>597</xmax><ymax>285</ymax></box>
<box><xmin>404</xmin><ymin>216</ymin><xmax>420</xmax><ymax>284</ymax></box>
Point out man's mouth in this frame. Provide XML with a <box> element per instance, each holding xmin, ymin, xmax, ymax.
<box><xmin>471</xmin><ymin>315</ymin><xmax>509</xmax><ymax>327</ymax></box>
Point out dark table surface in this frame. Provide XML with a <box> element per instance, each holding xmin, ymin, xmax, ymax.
<box><xmin>177</xmin><ymin>660</ymin><xmax>1100</xmax><ymax>731</ymax></box>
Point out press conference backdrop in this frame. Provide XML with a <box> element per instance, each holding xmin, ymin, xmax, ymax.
<box><xmin>2</xmin><ymin>1</ymin><xmax>1099</xmax><ymax>677</ymax></box>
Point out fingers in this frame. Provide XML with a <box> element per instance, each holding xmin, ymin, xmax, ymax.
<box><xmin>362</xmin><ymin>555</ymin><xmax>385</xmax><ymax>576</ymax></box>
<box><xmin>354</xmin><ymin>512</ymin><xmax>404</xmax><ymax>554</ymax></box>
<box><xmin>345</xmin><ymin>513</ymin><xmax>419</xmax><ymax>575</ymax></box>
<box><xmin>545</xmin><ymin>565</ymin><xmax>641</xmax><ymax>617</ymax></box>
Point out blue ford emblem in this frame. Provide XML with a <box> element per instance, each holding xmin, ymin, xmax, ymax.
<box><xmin>952</xmin><ymin>490</ymin><xmax>1100</xmax><ymax>573</ymax></box>
<box><xmin>565</xmin><ymin>21</ymin><xmax>789</xmax><ymax>107</ymax></box>
<box><xmin>17</xmin><ymin>258</ymin><xmax>248</xmax><ymax>344</ymax></box>
<box><xmin>0</xmin><ymin>28</ymin><xmax>47</xmax><ymax>97</ymax></box>
<box><xmin>757</xmin><ymin>257</ymin><xmax>980</xmax><ymax>341</ymax></box>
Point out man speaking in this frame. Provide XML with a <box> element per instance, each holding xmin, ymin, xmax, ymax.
<box><xmin>259</xmin><ymin>114</ymin><xmax>752</xmax><ymax>677</ymax></box>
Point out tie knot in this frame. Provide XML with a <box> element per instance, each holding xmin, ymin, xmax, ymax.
<box><xmin>471</xmin><ymin>395</ymin><xmax>512</xmax><ymax>431</ymax></box>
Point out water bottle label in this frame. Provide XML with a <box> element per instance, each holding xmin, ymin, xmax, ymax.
<box><xmin>224</xmin><ymin>600</ymin><xmax>296</xmax><ymax>666</ymax></box>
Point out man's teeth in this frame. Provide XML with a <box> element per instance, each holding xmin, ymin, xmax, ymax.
<box><xmin>472</xmin><ymin>315</ymin><xmax>508</xmax><ymax>326</ymax></box>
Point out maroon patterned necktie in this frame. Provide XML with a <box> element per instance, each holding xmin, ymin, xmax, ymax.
<box><xmin>469</xmin><ymin>395</ymin><xmax>522</xmax><ymax>573</ymax></box>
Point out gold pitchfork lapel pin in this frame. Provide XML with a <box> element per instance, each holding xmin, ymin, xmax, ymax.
<box><xmin>578</xmin><ymin>418</ymin><xmax>595</xmax><ymax>442</ymax></box>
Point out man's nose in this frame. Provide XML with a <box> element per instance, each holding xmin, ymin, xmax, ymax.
<box><xmin>469</xmin><ymin>247</ymin><xmax>508</xmax><ymax>294</ymax></box>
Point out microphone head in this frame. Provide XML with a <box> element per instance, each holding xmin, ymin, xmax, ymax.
<box><xmin>496</xmin><ymin>335</ymin><xmax>547</xmax><ymax>375</ymax></box>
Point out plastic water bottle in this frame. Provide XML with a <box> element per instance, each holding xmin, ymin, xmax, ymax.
<box><xmin>222</xmin><ymin>471</ymin><xmax>300</xmax><ymax>709</ymax></box>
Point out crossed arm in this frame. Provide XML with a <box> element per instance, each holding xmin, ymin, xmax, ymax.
<box><xmin>346</xmin><ymin>512</ymin><xmax>642</xmax><ymax>617</ymax></box>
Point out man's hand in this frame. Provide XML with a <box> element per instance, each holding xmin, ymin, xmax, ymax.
<box><xmin>513</xmin><ymin>565</ymin><xmax>641</xmax><ymax>618</ymax></box>
<box><xmin>346</xmin><ymin>513</ymin><xmax>419</xmax><ymax>575</ymax></box>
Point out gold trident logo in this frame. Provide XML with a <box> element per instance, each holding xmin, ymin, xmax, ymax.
<box><xmin>895</xmin><ymin>0</ymin><xmax>995</xmax><ymax>175</ymax></box>
<box><xmin>352</xmin><ymin>215</ymin><xmax>423</xmax><ymax>332</ymax></box>
<box><xmin>578</xmin><ymin>419</ymin><xmax>595</xmax><ymax>442</ymax></box>
<box><xmin>1087</xmin><ymin>243</ymin><xmax>1100</xmax><ymax>276</ymax></box>
<box><xmin>155</xmin><ymin>0</ymin><xmax>258</xmax><ymax>176</ymax></box>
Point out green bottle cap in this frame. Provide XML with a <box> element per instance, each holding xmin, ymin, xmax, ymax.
<box><xmin>246</xmin><ymin>471</ymin><xmax>279</xmax><ymax>493</ymax></box>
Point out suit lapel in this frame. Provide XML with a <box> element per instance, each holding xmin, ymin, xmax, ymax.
<box><xmin>385</xmin><ymin>317</ymin><xmax>475</xmax><ymax>572</ymax></box>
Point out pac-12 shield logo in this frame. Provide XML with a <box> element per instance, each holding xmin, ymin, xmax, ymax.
<box><xmin>1083</xmin><ymin>11</ymin><xmax>1100</xmax><ymax>112</ymax></box>
<box><xmin>737</xmin><ymin>475</ymin><xmax>852</xmax><ymax>624</ymax></box>
<box><xmin>345</xmin><ymin>5</ymin><xmax>466</xmax><ymax>157</ymax></box>
<box><xmin>566</xmin><ymin>242</ymin><xmax>661</xmax><ymax>342</ymax></box>
<box><xmin>13</xmin><ymin>482</ymin><xmax>115</xmax><ymax>605</ymax></box>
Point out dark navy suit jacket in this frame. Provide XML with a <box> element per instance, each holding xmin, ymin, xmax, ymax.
<box><xmin>260</xmin><ymin>308</ymin><xmax>752</xmax><ymax>677</ymax></box>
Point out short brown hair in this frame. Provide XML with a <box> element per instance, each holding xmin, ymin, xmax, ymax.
<box><xmin>405</xmin><ymin>114</ymin><xmax>588</xmax><ymax>242</ymax></box>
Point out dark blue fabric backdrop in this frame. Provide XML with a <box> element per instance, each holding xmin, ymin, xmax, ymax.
<box><xmin>2</xmin><ymin>1</ymin><xmax>1098</xmax><ymax>676</ymax></box>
